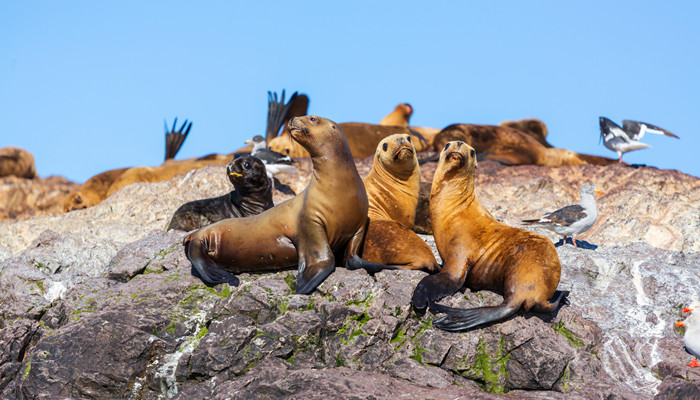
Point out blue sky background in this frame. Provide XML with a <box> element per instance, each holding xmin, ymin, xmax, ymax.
<box><xmin>1</xmin><ymin>2</ymin><xmax>698</xmax><ymax>183</ymax></box>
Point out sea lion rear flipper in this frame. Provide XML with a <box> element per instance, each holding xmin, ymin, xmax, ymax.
<box><xmin>266</xmin><ymin>90</ymin><xmax>299</xmax><ymax>142</ymax></box>
<box><xmin>164</xmin><ymin>118</ymin><xmax>193</xmax><ymax>161</ymax></box>
<box><xmin>431</xmin><ymin>300</ymin><xmax>521</xmax><ymax>332</ymax></box>
<box><xmin>185</xmin><ymin>235</ymin><xmax>239</xmax><ymax>287</ymax></box>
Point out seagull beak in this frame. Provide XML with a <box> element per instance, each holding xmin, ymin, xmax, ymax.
<box><xmin>595</xmin><ymin>190</ymin><xmax>604</xmax><ymax>195</ymax></box>
<box><xmin>676</xmin><ymin>321</ymin><xmax>686</xmax><ymax>327</ymax></box>
<box><xmin>684</xmin><ymin>307</ymin><xmax>694</xmax><ymax>313</ymax></box>
<box><xmin>244</xmin><ymin>139</ymin><xmax>252</xmax><ymax>144</ymax></box>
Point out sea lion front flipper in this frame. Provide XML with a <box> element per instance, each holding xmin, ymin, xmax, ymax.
<box><xmin>295</xmin><ymin>224</ymin><xmax>336</xmax><ymax>295</ymax></box>
<box><xmin>184</xmin><ymin>235</ymin><xmax>239</xmax><ymax>287</ymax></box>
<box><xmin>431</xmin><ymin>300</ymin><xmax>522</xmax><ymax>332</ymax></box>
<box><xmin>164</xmin><ymin>118</ymin><xmax>192</xmax><ymax>161</ymax></box>
<box><xmin>344</xmin><ymin>220</ymin><xmax>395</xmax><ymax>273</ymax></box>
<box><xmin>412</xmin><ymin>273</ymin><xmax>463</xmax><ymax>310</ymax></box>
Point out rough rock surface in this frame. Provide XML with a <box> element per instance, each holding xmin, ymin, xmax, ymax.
<box><xmin>0</xmin><ymin>175</ymin><xmax>79</xmax><ymax>222</ymax></box>
<box><xmin>1</xmin><ymin>156</ymin><xmax>699</xmax><ymax>399</ymax></box>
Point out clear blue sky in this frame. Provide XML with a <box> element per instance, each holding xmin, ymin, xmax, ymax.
<box><xmin>2</xmin><ymin>2</ymin><xmax>698</xmax><ymax>182</ymax></box>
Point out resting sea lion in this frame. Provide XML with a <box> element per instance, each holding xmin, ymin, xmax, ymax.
<box><xmin>268</xmin><ymin>122</ymin><xmax>430</xmax><ymax>159</ymax></box>
<box><xmin>184</xmin><ymin>116</ymin><xmax>386</xmax><ymax>293</ymax></box>
<box><xmin>167</xmin><ymin>156</ymin><xmax>273</xmax><ymax>231</ymax></box>
<box><xmin>62</xmin><ymin>167</ymin><xmax>130</xmax><ymax>212</ymax></box>
<box><xmin>379</xmin><ymin>103</ymin><xmax>413</xmax><ymax>127</ymax></box>
<box><xmin>357</xmin><ymin>134</ymin><xmax>439</xmax><ymax>271</ymax></box>
<box><xmin>0</xmin><ymin>147</ymin><xmax>36</xmax><ymax>179</ymax></box>
<box><xmin>412</xmin><ymin>141</ymin><xmax>568</xmax><ymax>331</ymax></box>
<box><xmin>432</xmin><ymin>124</ymin><xmax>617</xmax><ymax>166</ymax></box>
<box><xmin>499</xmin><ymin>118</ymin><xmax>551</xmax><ymax>148</ymax></box>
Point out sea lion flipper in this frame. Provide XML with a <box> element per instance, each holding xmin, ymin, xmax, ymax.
<box><xmin>296</xmin><ymin>255</ymin><xmax>335</xmax><ymax>295</ymax></box>
<box><xmin>343</xmin><ymin>220</ymin><xmax>394</xmax><ymax>273</ymax></box>
<box><xmin>296</xmin><ymin>226</ymin><xmax>336</xmax><ymax>295</ymax></box>
<box><xmin>412</xmin><ymin>273</ymin><xmax>464</xmax><ymax>310</ymax></box>
<box><xmin>185</xmin><ymin>235</ymin><xmax>239</xmax><ymax>287</ymax></box>
<box><xmin>432</xmin><ymin>301</ymin><xmax>521</xmax><ymax>332</ymax></box>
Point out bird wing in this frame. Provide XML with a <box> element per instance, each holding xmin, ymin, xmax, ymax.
<box><xmin>253</xmin><ymin>148</ymin><xmax>294</xmax><ymax>165</ymax></box>
<box><xmin>541</xmin><ymin>205</ymin><xmax>588</xmax><ymax>226</ymax></box>
<box><xmin>622</xmin><ymin>120</ymin><xmax>679</xmax><ymax>140</ymax></box>
<box><xmin>599</xmin><ymin>117</ymin><xmax>630</xmax><ymax>144</ymax></box>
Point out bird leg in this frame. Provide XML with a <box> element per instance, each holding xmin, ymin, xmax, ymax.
<box><xmin>688</xmin><ymin>358</ymin><xmax>700</xmax><ymax>368</ymax></box>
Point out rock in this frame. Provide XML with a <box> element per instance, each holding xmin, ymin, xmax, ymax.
<box><xmin>0</xmin><ymin>159</ymin><xmax>698</xmax><ymax>399</ymax></box>
<box><xmin>0</xmin><ymin>175</ymin><xmax>79</xmax><ymax>222</ymax></box>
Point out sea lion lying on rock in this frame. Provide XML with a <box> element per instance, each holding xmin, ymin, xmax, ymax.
<box><xmin>412</xmin><ymin>141</ymin><xmax>568</xmax><ymax>331</ymax></box>
<box><xmin>62</xmin><ymin>167</ymin><xmax>130</xmax><ymax>212</ymax></box>
<box><xmin>0</xmin><ymin>147</ymin><xmax>37</xmax><ymax>179</ymax></box>
<box><xmin>184</xmin><ymin>116</ymin><xmax>387</xmax><ymax>293</ymax></box>
<box><xmin>166</xmin><ymin>155</ymin><xmax>273</xmax><ymax>231</ymax></box>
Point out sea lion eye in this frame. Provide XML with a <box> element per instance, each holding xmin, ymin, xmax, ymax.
<box><xmin>406</xmin><ymin>136</ymin><xmax>411</xmax><ymax>143</ymax></box>
<box><xmin>310</xmin><ymin>117</ymin><xmax>318</xmax><ymax>122</ymax></box>
<box><xmin>470</xmin><ymin>149</ymin><xmax>476</xmax><ymax>158</ymax></box>
<box><xmin>382</xmin><ymin>143</ymin><xmax>388</xmax><ymax>151</ymax></box>
<box><xmin>443</xmin><ymin>143</ymin><xmax>450</xmax><ymax>152</ymax></box>
<box><xmin>243</xmin><ymin>161</ymin><xmax>250</xmax><ymax>169</ymax></box>
<box><xmin>284</xmin><ymin>149</ymin><xmax>290</xmax><ymax>155</ymax></box>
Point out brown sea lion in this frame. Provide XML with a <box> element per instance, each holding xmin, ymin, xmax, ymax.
<box><xmin>62</xmin><ymin>167</ymin><xmax>130</xmax><ymax>212</ymax></box>
<box><xmin>379</xmin><ymin>103</ymin><xmax>413</xmax><ymax>127</ymax></box>
<box><xmin>432</xmin><ymin>124</ymin><xmax>617</xmax><ymax>166</ymax></box>
<box><xmin>499</xmin><ymin>118</ymin><xmax>551</xmax><ymax>148</ymax></box>
<box><xmin>412</xmin><ymin>141</ymin><xmax>568</xmax><ymax>331</ymax></box>
<box><xmin>166</xmin><ymin>155</ymin><xmax>273</xmax><ymax>231</ymax></box>
<box><xmin>268</xmin><ymin>122</ymin><xmax>430</xmax><ymax>159</ymax></box>
<box><xmin>0</xmin><ymin>147</ymin><xmax>37</xmax><ymax>179</ymax></box>
<box><xmin>357</xmin><ymin>134</ymin><xmax>439</xmax><ymax>271</ymax></box>
<box><xmin>183</xmin><ymin>116</ymin><xmax>386</xmax><ymax>293</ymax></box>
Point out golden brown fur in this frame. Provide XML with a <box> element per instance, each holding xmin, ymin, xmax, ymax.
<box><xmin>361</xmin><ymin>134</ymin><xmax>439</xmax><ymax>271</ymax></box>
<box><xmin>379</xmin><ymin>103</ymin><xmax>413</xmax><ymax>127</ymax></box>
<box><xmin>433</xmin><ymin>124</ymin><xmax>617</xmax><ymax>166</ymax></box>
<box><xmin>184</xmin><ymin>116</ymin><xmax>387</xmax><ymax>294</ymax></box>
<box><xmin>499</xmin><ymin>118</ymin><xmax>551</xmax><ymax>148</ymax></box>
<box><xmin>0</xmin><ymin>147</ymin><xmax>37</xmax><ymax>179</ymax></box>
<box><xmin>412</xmin><ymin>141</ymin><xmax>566</xmax><ymax>331</ymax></box>
<box><xmin>62</xmin><ymin>167</ymin><xmax>130</xmax><ymax>212</ymax></box>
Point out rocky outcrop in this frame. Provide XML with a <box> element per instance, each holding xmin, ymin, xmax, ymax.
<box><xmin>0</xmin><ymin>175</ymin><xmax>79</xmax><ymax>222</ymax></box>
<box><xmin>1</xmin><ymin>157</ymin><xmax>699</xmax><ymax>399</ymax></box>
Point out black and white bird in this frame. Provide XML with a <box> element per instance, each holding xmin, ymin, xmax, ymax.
<box><xmin>244</xmin><ymin>135</ymin><xmax>296</xmax><ymax>178</ymax></box>
<box><xmin>522</xmin><ymin>183</ymin><xmax>603</xmax><ymax>247</ymax></box>
<box><xmin>676</xmin><ymin>303</ymin><xmax>700</xmax><ymax>368</ymax></box>
<box><xmin>599</xmin><ymin>117</ymin><xmax>679</xmax><ymax>163</ymax></box>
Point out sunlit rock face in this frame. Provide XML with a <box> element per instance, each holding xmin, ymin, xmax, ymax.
<box><xmin>0</xmin><ymin>157</ymin><xmax>698</xmax><ymax>399</ymax></box>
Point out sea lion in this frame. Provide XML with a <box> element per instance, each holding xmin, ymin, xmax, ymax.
<box><xmin>268</xmin><ymin>122</ymin><xmax>430</xmax><ymax>159</ymax></box>
<box><xmin>412</xmin><ymin>141</ymin><xmax>568</xmax><ymax>331</ymax></box>
<box><xmin>0</xmin><ymin>147</ymin><xmax>37</xmax><ymax>179</ymax></box>
<box><xmin>379</xmin><ymin>103</ymin><xmax>413</xmax><ymax>127</ymax></box>
<box><xmin>432</xmin><ymin>124</ymin><xmax>617</xmax><ymax>166</ymax></box>
<box><xmin>62</xmin><ymin>167</ymin><xmax>130</xmax><ymax>212</ymax></box>
<box><xmin>183</xmin><ymin>116</ymin><xmax>386</xmax><ymax>293</ymax></box>
<box><xmin>357</xmin><ymin>134</ymin><xmax>439</xmax><ymax>271</ymax></box>
<box><xmin>499</xmin><ymin>118</ymin><xmax>551</xmax><ymax>148</ymax></box>
<box><xmin>167</xmin><ymin>155</ymin><xmax>273</xmax><ymax>231</ymax></box>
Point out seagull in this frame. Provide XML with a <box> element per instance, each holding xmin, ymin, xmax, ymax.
<box><xmin>522</xmin><ymin>183</ymin><xmax>604</xmax><ymax>247</ymax></box>
<box><xmin>599</xmin><ymin>117</ymin><xmax>679</xmax><ymax>163</ymax></box>
<box><xmin>244</xmin><ymin>135</ymin><xmax>296</xmax><ymax>178</ymax></box>
<box><xmin>675</xmin><ymin>303</ymin><xmax>700</xmax><ymax>368</ymax></box>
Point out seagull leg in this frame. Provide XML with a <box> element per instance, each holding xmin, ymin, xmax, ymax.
<box><xmin>572</xmin><ymin>236</ymin><xmax>578</xmax><ymax>247</ymax></box>
<box><xmin>563</xmin><ymin>236</ymin><xmax>569</xmax><ymax>245</ymax></box>
<box><xmin>618</xmin><ymin>155</ymin><xmax>622</xmax><ymax>163</ymax></box>
<box><xmin>688</xmin><ymin>358</ymin><xmax>700</xmax><ymax>368</ymax></box>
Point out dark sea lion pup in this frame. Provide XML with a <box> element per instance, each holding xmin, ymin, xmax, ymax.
<box><xmin>412</xmin><ymin>141</ymin><xmax>568</xmax><ymax>331</ymax></box>
<box><xmin>166</xmin><ymin>155</ymin><xmax>273</xmax><ymax>231</ymax></box>
<box><xmin>183</xmin><ymin>116</ymin><xmax>387</xmax><ymax>292</ymax></box>
<box><xmin>353</xmin><ymin>134</ymin><xmax>439</xmax><ymax>272</ymax></box>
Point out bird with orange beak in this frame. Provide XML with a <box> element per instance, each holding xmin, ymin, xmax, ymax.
<box><xmin>675</xmin><ymin>303</ymin><xmax>700</xmax><ymax>368</ymax></box>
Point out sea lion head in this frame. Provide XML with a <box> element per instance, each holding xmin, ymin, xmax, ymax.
<box><xmin>375</xmin><ymin>133</ymin><xmax>418</xmax><ymax>177</ymax></box>
<box><xmin>62</xmin><ymin>191</ymin><xmax>98</xmax><ymax>212</ymax></box>
<box><xmin>438</xmin><ymin>140</ymin><xmax>477</xmax><ymax>175</ymax></box>
<box><xmin>227</xmin><ymin>155</ymin><xmax>269</xmax><ymax>190</ymax></box>
<box><xmin>288</xmin><ymin>116</ymin><xmax>347</xmax><ymax>158</ymax></box>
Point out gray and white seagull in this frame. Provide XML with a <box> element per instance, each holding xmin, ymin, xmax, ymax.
<box><xmin>599</xmin><ymin>117</ymin><xmax>679</xmax><ymax>163</ymax></box>
<box><xmin>522</xmin><ymin>183</ymin><xmax>603</xmax><ymax>247</ymax></box>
